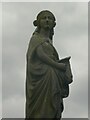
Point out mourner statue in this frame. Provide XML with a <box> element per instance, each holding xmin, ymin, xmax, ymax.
<box><xmin>25</xmin><ymin>10</ymin><xmax>73</xmax><ymax>119</ymax></box>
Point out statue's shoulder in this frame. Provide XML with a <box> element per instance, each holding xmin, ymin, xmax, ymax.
<box><xmin>30</xmin><ymin>32</ymin><xmax>45</xmax><ymax>47</ymax></box>
<box><xmin>30</xmin><ymin>33</ymin><xmax>41</xmax><ymax>44</ymax></box>
<box><xmin>30</xmin><ymin>33</ymin><xmax>38</xmax><ymax>41</ymax></box>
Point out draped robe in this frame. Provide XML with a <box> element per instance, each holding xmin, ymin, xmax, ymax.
<box><xmin>25</xmin><ymin>32</ymin><xmax>73</xmax><ymax>118</ymax></box>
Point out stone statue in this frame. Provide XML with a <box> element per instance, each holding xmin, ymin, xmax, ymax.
<box><xmin>25</xmin><ymin>10</ymin><xmax>73</xmax><ymax>119</ymax></box>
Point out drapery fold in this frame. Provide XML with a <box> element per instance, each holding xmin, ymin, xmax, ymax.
<box><xmin>26</xmin><ymin>33</ymin><xmax>73</xmax><ymax>118</ymax></box>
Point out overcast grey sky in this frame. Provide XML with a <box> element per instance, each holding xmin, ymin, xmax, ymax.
<box><xmin>2</xmin><ymin>2</ymin><xmax>88</xmax><ymax>118</ymax></box>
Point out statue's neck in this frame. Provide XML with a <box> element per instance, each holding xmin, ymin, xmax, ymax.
<box><xmin>39</xmin><ymin>28</ymin><xmax>50</xmax><ymax>39</ymax></box>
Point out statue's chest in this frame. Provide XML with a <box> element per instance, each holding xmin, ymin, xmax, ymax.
<box><xmin>42</xmin><ymin>42</ymin><xmax>55</xmax><ymax>55</ymax></box>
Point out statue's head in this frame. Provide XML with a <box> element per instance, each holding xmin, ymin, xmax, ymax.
<box><xmin>33</xmin><ymin>10</ymin><xmax>56</xmax><ymax>29</ymax></box>
<box><xmin>33</xmin><ymin>10</ymin><xmax>56</xmax><ymax>40</ymax></box>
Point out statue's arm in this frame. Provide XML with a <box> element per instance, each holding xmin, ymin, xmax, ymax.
<box><xmin>36</xmin><ymin>44</ymin><xmax>66</xmax><ymax>71</ymax></box>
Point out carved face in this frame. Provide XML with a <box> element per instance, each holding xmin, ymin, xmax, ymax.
<box><xmin>39</xmin><ymin>13</ymin><xmax>55</xmax><ymax>30</ymax></box>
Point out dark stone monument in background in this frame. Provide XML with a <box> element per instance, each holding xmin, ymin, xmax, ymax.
<box><xmin>25</xmin><ymin>10</ymin><xmax>73</xmax><ymax>119</ymax></box>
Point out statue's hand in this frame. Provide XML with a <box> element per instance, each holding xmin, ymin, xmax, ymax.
<box><xmin>58</xmin><ymin>63</ymin><xmax>66</xmax><ymax>71</ymax></box>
